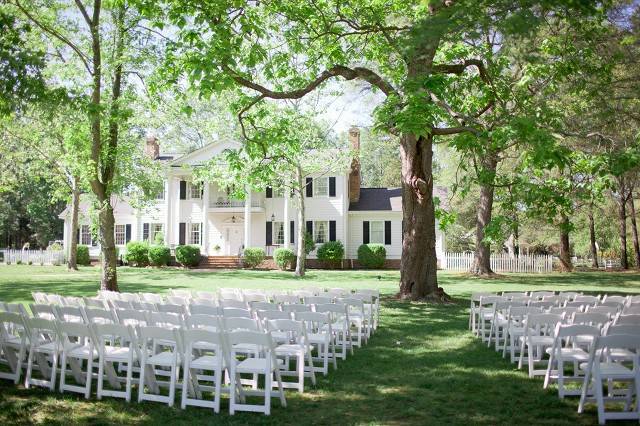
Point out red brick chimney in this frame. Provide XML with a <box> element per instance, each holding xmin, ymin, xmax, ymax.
<box><xmin>348</xmin><ymin>126</ymin><xmax>361</xmax><ymax>203</ymax></box>
<box><xmin>144</xmin><ymin>134</ymin><xmax>159</xmax><ymax>160</ymax></box>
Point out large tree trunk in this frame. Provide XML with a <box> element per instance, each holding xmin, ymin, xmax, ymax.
<box><xmin>399</xmin><ymin>133</ymin><xmax>444</xmax><ymax>301</ymax></box>
<box><xmin>628</xmin><ymin>192</ymin><xmax>640</xmax><ymax>269</ymax></box>
<box><xmin>98</xmin><ymin>199</ymin><xmax>119</xmax><ymax>291</ymax></box>
<box><xmin>67</xmin><ymin>179</ymin><xmax>80</xmax><ymax>271</ymax></box>
<box><xmin>588</xmin><ymin>210</ymin><xmax>598</xmax><ymax>268</ymax></box>
<box><xmin>616</xmin><ymin>179</ymin><xmax>629</xmax><ymax>270</ymax></box>
<box><xmin>294</xmin><ymin>164</ymin><xmax>306</xmax><ymax>277</ymax></box>
<box><xmin>471</xmin><ymin>154</ymin><xmax>497</xmax><ymax>276</ymax></box>
<box><xmin>558</xmin><ymin>214</ymin><xmax>573</xmax><ymax>272</ymax></box>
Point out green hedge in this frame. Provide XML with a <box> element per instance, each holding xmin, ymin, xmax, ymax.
<box><xmin>274</xmin><ymin>248</ymin><xmax>296</xmax><ymax>270</ymax></box>
<box><xmin>175</xmin><ymin>245</ymin><xmax>201</xmax><ymax>267</ymax></box>
<box><xmin>357</xmin><ymin>244</ymin><xmax>386</xmax><ymax>269</ymax></box>
<box><xmin>148</xmin><ymin>245</ymin><xmax>171</xmax><ymax>267</ymax></box>
<box><xmin>317</xmin><ymin>240</ymin><xmax>344</xmax><ymax>268</ymax></box>
<box><xmin>125</xmin><ymin>241</ymin><xmax>149</xmax><ymax>267</ymax></box>
<box><xmin>243</xmin><ymin>247</ymin><xmax>265</xmax><ymax>268</ymax></box>
<box><xmin>304</xmin><ymin>231</ymin><xmax>315</xmax><ymax>255</ymax></box>
<box><xmin>76</xmin><ymin>245</ymin><xmax>90</xmax><ymax>266</ymax></box>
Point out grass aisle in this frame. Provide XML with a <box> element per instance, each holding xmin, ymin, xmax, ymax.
<box><xmin>0</xmin><ymin>266</ymin><xmax>639</xmax><ymax>425</ymax></box>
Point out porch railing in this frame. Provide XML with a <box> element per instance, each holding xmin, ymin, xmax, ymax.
<box><xmin>209</xmin><ymin>199</ymin><xmax>263</xmax><ymax>208</ymax></box>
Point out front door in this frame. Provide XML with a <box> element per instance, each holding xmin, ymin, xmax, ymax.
<box><xmin>225</xmin><ymin>226</ymin><xmax>244</xmax><ymax>256</ymax></box>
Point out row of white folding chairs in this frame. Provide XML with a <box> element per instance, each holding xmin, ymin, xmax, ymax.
<box><xmin>0</xmin><ymin>313</ymin><xmax>339</xmax><ymax>415</ymax></box>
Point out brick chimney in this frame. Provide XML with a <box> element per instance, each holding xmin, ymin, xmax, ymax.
<box><xmin>348</xmin><ymin>126</ymin><xmax>361</xmax><ymax>203</ymax></box>
<box><xmin>144</xmin><ymin>134</ymin><xmax>159</xmax><ymax>160</ymax></box>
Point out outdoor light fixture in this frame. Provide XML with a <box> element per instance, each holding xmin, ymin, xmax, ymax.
<box><xmin>271</xmin><ymin>213</ymin><xmax>275</xmax><ymax>222</ymax></box>
<box><xmin>231</xmin><ymin>215</ymin><xmax>236</xmax><ymax>223</ymax></box>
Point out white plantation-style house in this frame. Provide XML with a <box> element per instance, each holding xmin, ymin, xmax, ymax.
<box><xmin>58</xmin><ymin>127</ymin><xmax>446</xmax><ymax>267</ymax></box>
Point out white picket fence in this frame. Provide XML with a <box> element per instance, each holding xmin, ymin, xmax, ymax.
<box><xmin>442</xmin><ymin>252</ymin><xmax>553</xmax><ymax>273</ymax></box>
<box><xmin>0</xmin><ymin>249</ymin><xmax>66</xmax><ymax>265</ymax></box>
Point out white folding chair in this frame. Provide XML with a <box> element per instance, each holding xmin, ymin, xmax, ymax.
<box><xmin>157</xmin><ymin>303</ymin><xmax>186</xmax><ymax>317</ymax></box>
<box><xmin>25</xmin><ymin>318</ymin><xmax>59</xmax><ymax>391</ymax></box>
<box><xmin>251</xmin><ymin>302</ymin><xmax>280</xmax><ymax>313</ymax></box>
<box><xmin>615</xmin><ymin>314</ymin><xmax>640</xmax><ymax>326</ymax></box>
<box><xmin>82</xmin><ymin>307</ymin><xmax>117</xmax><ymax>325</ymax></box>
<box><xmin>93</xmin><ymin>323</ymin><xmax>137</xmax><ymax>402</ymax></box>
<box><xmin>477</xmin><ymin>296</ymin><xmax>504</xmax><ymax>343</ymax></box>
<box><xmin>578</xmin><ymin>334</ymin><xmax>640</xmax><ymax>424</ymax></box>
<box><xmin>169</xmin><ymin>289</ymin><xmax>192</xmax><ymax>298</ymax></box>
<box><xmin>339</xmin><ymin>297</ymin><xmax>369</xmax><ymax>347</ymax></box>
<box><xmin>30</xmin><ymin>304</ymin><xmax>56</xmax><ymax>321</ymax></box>
<box><xmin>518</xmin><ymin>313</ymin><xmax>563</xmax><ymax>377</ymax></box>
<box><xmin>354</xmin><ymin>289</ymin><xmax>380</xmax><ymax>331</ymax></box>
<box><xmin>530</xmin><ymin>291</ymin><xmax>556</xmax><ymax>301</ymax></box>
<box><xmin>191</xmin><ymin>298</ymin><xmax>217</xmax><ymax>307</ymax></box>
<box><xmin>266</xmin><ymin>319</ymin><xmax>316</xmax><ymax>393</ymax></box>
<box><xmin>220</xmin><ymin>300</ymin><xmax>249</xmax><ymax>310</ymax></box>
<box><xmin>166</xmin><ymin>295</ymin><xmax>189</xmax><ymax>306</ymax></box>
<box><xmin>189</xmin><ymin>305</ymin><xmax>223</xmax><ymax>317</ymax></box>
<box><xmin>227</xmin><ymin>330</ymin><xmax>286</xmax><ymax>415</ymax></box>
<box><xmin>282</xmin><ymin>304</ymin><xmax>311</xmax><ymax>314</ymax></box>
<box><xmin>83</xmin><ymin>297</ymin><xmax>107</xmax><ymax>309</ymax></box>
<box><xmin>295</xmin><ymin>311</ymin><xmax>336</xmax><ymax>375</ymax></box>
<box><xmin>58</xmin><ymin>321</ymin><xmax>97</xmax><ymax>398</ymax></box>
<box><xmin>137</xmin><ymin>326</ymin><xmax>181</xmax><ymax>406</ymax></box>
<box><xmin>489</xmin><ymin>301</ymin><xmax>525</xmax><ymax>351</ymax></box>
<box><xmin>141</xmin><ymin>293</ymin><xmax>164</xmax><ymax>304</ymax></box>
<box><xmin>223</xmin><ymin>308</ymin><xmax>252</xmax><ymax>319</ymax></box>
<box><xmin>0</xmin><ymin>312</ymin><xmax>27</xmax><ymax>383</ymax></box>
<box><xmin>54</xmin><ymin>306</ymin><xmax>85</xmax><ymax>323</ymax></box>
<box><xmin>502</xmin><ymin>306</ymin><xmax>542</xmax><ymax>363</ymax></box>
<box><xmin>314</xmin><ymin>303</ymin><xmax>351</xmax><ymax>359</ymax></box>
<box><xmin>274</xmin><ymin>294</ymin><xmax>301</xmax><ymax>305</ymax></box>
<box><xmin>32</xmin><ymin>292</ymin><xmax>48</xmax><ymax>304</ymax></box>
<box><xmin>306</xmin><ymin>296</ymin><xmax>333</xmax><ymax>306</ymax></box>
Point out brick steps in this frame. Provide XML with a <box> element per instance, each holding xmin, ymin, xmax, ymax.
<box><xmin>199</xmin><ymin>256</ymin><xmax>242</xmax><ymax>269</ymax></box>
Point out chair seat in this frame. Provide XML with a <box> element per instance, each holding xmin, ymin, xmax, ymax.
<box><xmin>275</xmin><ymin>344</ymin><xmax>305</xmax><ymax>356</ymax></box>
<box><xmin>68</xmin><ymin>345</ymin><xmax>98</xmax><ymax>359</ymax></box>
<box><xmin>147</xmin><ymin>351</ymin><xmax>179</xmax><ymax>366</ymax></box>
<box><xmin>596</xmin><ymin>348</ymin><xmax>636</xmax><ymax>361</ymax></box>
<box><xmin>190</xmin><ymin>355</ymin><xmax>223</xmax><ymax>370</ymax></box>
<box><xmin>233</xmin><ymin>343</ymin><xmax>260</xmax><ymax>353</ymax></box>
<box><xmin>34</xmin><ymin>341</ymin><xmax>57</xmax><ymax>353</ymax></box>
<box><xmin>580</xmin><ymin>362</ymin><xmax>634</xmax><ymax>378</ymax></box>
<box><xmin>307</xmin><ymin>333</ymin><xmax>330</xmax><ymax>344</ymax></box>
<box><xmin>521</xmin><ymin>336</ymin><xmax>554</xmax><ymax>346</ymax></box>
<box><xmin>103</xmin><ymin>346</ymin><xmax>134</xmax><ymax>361</ymax></box>
<box><xmin>235</xmin><ymin>357</ymin><xmax>281</xmax><ymax>373</ymax></box>
<box><xmin>3</xmin><ymin>336</ymin><xmax>23</xmax><ymax>348</ymax></box>
<box><xmin>545</xmin><ymin>347</ymin><xmax>590</xmax><ymax>361</ymax></box>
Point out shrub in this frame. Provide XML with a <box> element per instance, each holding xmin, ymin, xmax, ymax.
<box><xmin>148</xmin><ymin>245</ymin><xmax>171</xmax><ymax>267</ymax></box>
<box><xmin>317</xmin><ymin>241</ymin><xmax>344</xmax><ymax>268</ymax></box>
<box><xmin>76</xmin><ymin>245</ymin><xmax>90</xmax><ymax>266</ymax></box>
<box><xmin>357</xmin><ymin>244</ymin><xmax>386</xmax><ymax>269</ymax></box>
<box><xmin>125</xmin><ymin>241</ymin><xmax>149</xmax><ymax>266</ymax></box>
<box><xmin>243</xmin><ymin>247</ymin><xmax>265</xmax><ymax>268</ymax></box>
<box><xmin>274</xmin><ymin>248</ymin><xmax>296</xmax><ymax>270</ymax></box>
<box><xmin>304</xmin><ymin>231</ymin><xmax>316</xmax><ymax>255</ymax></box>
<box><xmin>175</xmin><ymin>245</ymin><xmax>201</xmax><ymax>267</ymax></box>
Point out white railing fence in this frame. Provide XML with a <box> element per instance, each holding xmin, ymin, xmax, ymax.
<box><xmin>0</xmin><ymin>249</ymin><xmax>66</xmax><ymax>265</ymax></box>
<box><xmin>442</xmin><ymin>252</ymin><xmax>554</xmax><ymax>273</ymax></box>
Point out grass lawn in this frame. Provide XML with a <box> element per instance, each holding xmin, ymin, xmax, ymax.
<box><xmin>1</xmin><ymin>265</ymin><xmax>640</xmax><ymax>425</ymax></box>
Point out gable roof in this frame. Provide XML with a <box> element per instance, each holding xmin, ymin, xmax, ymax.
<box><xmin>348</xmin><ymin>186</ymin><xmax>449</xmax><ymax>212</ymax></box>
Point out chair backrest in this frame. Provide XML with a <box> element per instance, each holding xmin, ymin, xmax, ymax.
<box><xmin>58</xmin><ymin>321</ymin><xmax>93</xmax><ymax>344</ymax></box>
<box><xmin>54</xmin><ymin>306</ymin><xmax>85</xmax><ymax>323</ymax></box>
<box><xmin>554</xmin><ymin>323</ymin><xmax>600</xmax><ymax>342</ymax></box>
<box><xmin>115</xmin><ymin>309</ymin><xmax>149</xmax><ymax>327</ymax></box>
<box><xmin>169</xmin><ymin>289</ymin><xmax>192</xmax><ymax>298</ymax></box>
<box><xmin>82</xmin><ymin>307</ymin><xmax>116</xmax><ymax>324</ymax></box>
<box><xmin>181</xmin><ymin>329</ymin><xmax>225</xmax><ymax>355</ymax></box>
<box><xmin>558</xmin><ymin>291</ymin><xmax>582</xmax><ymax>302</ymax></box>
<box><xmin>62</xmin><ymin>296</ymin><xmax>83</xmax><ymax>307</ymax></box>
<box><xmin>157</xmin><ymin>303</ymin><xmax>186</xmax><ymax>315</ymax></box>
<box><xmin>223</xmin><ymin>307</ymin><xmax>252</xmax><ymax>319</ymax></box>
<box><xmin>314</xmin><ymin>303</ymin><xmax>348</xmax><ymax>324</ymax></box>
<box><xmin>470</xmin><ymin>292</ymin><xmax>493</xmax><ymax>303</ymax></box>
<box><xmin>131</xmin><ymin>301</ymin><xmax>157</xmax><ymax>312</ymax></box>
<box><xmin>266</xmin><ymin>319</ymin><xmax>307</xmax><ymax>342</ymax></box>
<box><xmin>251</xmin><ymin>302</ymin><xmax>280</xmax><ymax>312</ymax></box>
<box><xmin>525</xmin><ymin>313</ymin><xmax>563</xmax><ymax>336</ymax></box>
<box><xmin>530</xmin><ymin>291</ymin><xmax>555</xmax><ymax>300</ymax></box>
<box><xmin>186</xmin><ymin>314</ymin><xmax>221</xmax><ymax>331</ymax></box>
<box><xmin>571</xmin><ymin>312</ymin><xmax>609</xmax><ymax>328</ymax></box>
<box><xmin>119</xmin><ymin>293</ymin><xmax>140</xmax><ymax>303</ymax></box>
<box><xmin>109</xmin><ymin>299</ymin><xmax>133</xmax><ymax>310</ymax></box>
<box><xmin>616</xmin><ymin>314</ymin><xmax>640</xmax><ymax>326</ymax></box>
<box><xmin>282</xmin><ymin>304</ymin><xmax>311</xmax><ymax>313</ymax></box>
<box><xmin>28</xmin><ymin>317</ymin><xmax>58</xmax><ymax>341</ymax></box>
<box><xmin>0</xmin><ymin>312</ymin><xmax>26</xmax><ymax>341</ymax></box>
<box><xmin>223</xmin><ymin>317</ymin><xmax>261</xmax><ymax>332</ymax></box>
<box><xmin>294</xmin><ymin>311</ymin><xmax>331</xmax><ymax>332</ymax></box>
<box><xmin>140</xmin><ymin>293</ymin><xmax>164</xmax><ymax>304</ymax></box>
<box><xmin>138</xmin><ymin>325</ymin><xmax>178</xmax><ymax>348</ymax></box>
<box><xmin>574</xmin><ymin>295</ymin><xmax>600</xmax><ymax>306</ymax></box>
<box><xmin>83</xmin><ymin>297</ymin><xmax>106</xmax><ymax>309</ymax></box>
<box><xmin>243</xmin><ymin>292</ymin><xmax>269</xmax><ymax>303</ymax></box>
<box><xmin>479</xmin><ymin>295</ymin><xmax>504</xmax><ymax>307</ymax></box>
<box><xmin>606</xmin><ymin>324</ymin><xmax>640</xmax><ymax>336</ymax></box>
<box><xmin>195</xmin><ymin>291</ymin><xmax>216</xmax><ymax>301</ymax></box>
<box><xmin>306</xmin><ymin>296</ymin><xmax>333</xmax><ymax>306</ymax></box>
<box><xmin>30</xmin><ymin>304</ymin><xmax>56</xmax><ymax>320</ymax></box>
<box><xmin>92</xmin><ymin>323</ymin><xmax>134</xmax><ymax>347</ymax></box>
<box><xmin>501</xmin><ymin>291</ymin><xmax>528</xmax><ymax>299</ymax></box>
<box><xmin>326</xmin><ymin>288</ymin><xmax>350</xmax><ymax>298</ymax></box>
<box><xmin>274</xmin><ymin>294</ymin><xmax>301</xmax><ymax>304</ymax></box>
<box><xmin>166</xmin><ymin>295</ymin><xmax>189</xmax><ymax>306</ymax></box>
<box><xmin>218</xmin><ymin>288</ymin><xmax>242</xmax><ymax>301</ymax></box>
<box><xmin>189</xmin><ymin>304</ymin><xmax>223</xmax><ymax>317</ymax></box>
<box><xmin>191</xmin><ymin>298</ymin><xmax>217</xmax><ymax>307</ymax></box>
<box><xmin>31</xmin><ymin>292</ymin><xmax>48</xmax><ymax>304</ymax></box>
<box><xmin>147</xmin><ymin>311</ymin><xmax>184</xmax><ymax>329</ymax></box>
<box><xmin>529</xmin><ymin>301</ymin><xmax>557</xmax><ymax>310</ymax></box>
<box><xmin>586</xmin><ymin>305</ymin><xmax>618</xmax><ymax>318</ymax></box>
<box><xmin>541</xmin><ymin>295</ymin><xmax>562</xmax><ymax>305</ymax></box>
<box><xmin>602</xmin><ymin>295</ymin><xmax>628</xmax><ymax>304</ymax></box>
<box><xmin>45</xmin><ymin>294</ymin><xmax>64</xmax><ymax>305</ymax></box>
<box><xmin>257</xmin><ymin>310</ymin><xmax>291</xmax><ymax>322</ymax></box>
<box><xmin>623</xmin><ymin>305</ymin><xmax>640</xmax><ymax>315</ymax></box>
<box><xmin>548</xmin><ymin>306</ymin><xmax>582</xmax><ymax>316</ymax></box>
<box><xmin>219</xmin><ymin>299</ymin><xmax>248</xmax><ymax>310</ymax></box>
<box><xmin>508</xmin><ymin>306</ymin><xmax>542</xmax><ymax>322</ymax></box>
<box><xmin>226</xmin><ymin>330</ymin><xmax>275</xmax><ymax>354</ymax></box>
<box><xmin>599</xmin><ymin>300</ymin><xmax>625</xmax><ymax>310</ymax></box>
<box><xmin>592</xmin><ymin>334</ymin><xmax>640</xmax><ymax>357</ymax></box>
<box><xmin>564</xmin><ymin>301</ymin><xmax>587</xmax><ymax>309</ymax></box>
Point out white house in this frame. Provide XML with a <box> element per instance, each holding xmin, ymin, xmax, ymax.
<box><xmin>58</xmin><ymin>127</ymin><xmax>446</xmax><ymax>267</ymax></box>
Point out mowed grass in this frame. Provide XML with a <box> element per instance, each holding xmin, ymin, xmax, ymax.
<box><xmin>0</xmin><ymin>265</ymin><xmax>640</xmax><ymax>425</ymax></box>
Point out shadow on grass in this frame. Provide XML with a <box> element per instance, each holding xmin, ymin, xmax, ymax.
<box><xmin>0</xmin><ymin>299</ymin><xmax>610</xmax><ymax>425</ymax></box>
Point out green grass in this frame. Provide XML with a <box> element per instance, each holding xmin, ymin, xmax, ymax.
<box><xmin>1</xmin><ymin>265</ymin><xmax>640</xmax><ymax>425</ymax></box>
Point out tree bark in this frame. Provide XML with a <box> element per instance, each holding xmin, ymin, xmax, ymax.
<box><xmin>558</xmin><ymin>214</ymin><xmax>573</xmax><ymax>272</ymax></box>
<box><xmin>588</xmin><ymin>210</ymin><xmax>598</xmax><ymax>268</ymax></box>
<box><xmin>294</xmin><ymin>164</ymin><xmax>306</xmax><ymax>277</ymax></box>
<box><xmin>98</xmin><ymin>199</ymin><xmax>118</xmax><ymax>291</ymax></box>
<box><xmin>471</xmin><ymin>154</ymin><xmax>497</xmax><ymax>276</ymax></box>
<box><xmin>399</xmin><ymin>133</ymin><xmax>444</xmax><ymax>301</ymax></box>
<box><xmin>67</xmin><ymin>178</ymin><xmax>80</xmax><ymax>271</ymax></box>
<box><xmin>616</xmin><ymin>178</ymin><xmax>629</xmax><ymax>270</ymax></box>
<box><xmin>628</xmin><ymin>192</ymin><xmax>640</xmax><ymax>269</ymax></box>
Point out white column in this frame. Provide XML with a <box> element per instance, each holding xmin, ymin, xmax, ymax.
<box><xmin>63</xmin><ymin>219</ymin><xmax>70</xmax><ymax>258</ymax></box>
<box><xmin>244</xmin><ymin>185</ymin><xmax>252</xmax><ymax>250</ymax></box>
<box><xmin>202</xmin><ymin>181</ymin><xmax>210</xmax><ymax>255</ymax></box>
<box><xmin>283</xmin><ymin>187</ymin><xmax>290</xmax><ymax>249</ymax></box>
<box><xmin>164</xmin><ymin>176</ymin><xmax>173</xmax><ymax>246</ymax></box>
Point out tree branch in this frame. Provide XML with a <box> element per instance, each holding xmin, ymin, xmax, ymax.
<box><xmin>432</xmin><ymin>59</ymin><xmax>490</xmax><ymax>84</ymax></box>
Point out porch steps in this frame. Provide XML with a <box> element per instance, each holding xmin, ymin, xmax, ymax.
<box><xmin>199</xmin><ymin>256</ymin><xmax>243</xmax><ymax>269</ymax></box>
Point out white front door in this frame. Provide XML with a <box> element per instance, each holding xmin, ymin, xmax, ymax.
<box><xmin>225</xmin><ymin>226</ymin><xmax>244</xmax><ymax>256</ymax></box>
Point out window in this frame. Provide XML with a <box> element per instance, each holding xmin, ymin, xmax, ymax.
<box><xmin>80</xmin><ymin>225</ymin><xmax>92</xmax><ymax>245</ymax></box>
<box><xmin>370</xmin><ymin>221</ymin><xmax>384</xmax><ymax>244</ymax></box>
<box><xmin>314</xmin><ymin>221</ymin><xmax>328</xmax><ymax>244</ymax></box>
<box><xmin>114</xmin><ymin>224</ymin><xmax>126</xmax><ymax>246</ymax></box>
<box><xmin>154</xmin><ymin>185</ymin><xmax>165</xmax><ymax>200</ymax></box>
<box><xmin>189</xmin><ymin>182</ymin><xmax>202</xmax><ymax>199</ymax></box>
<box><xmin>151</xmin><ymin>223</ymin><xmax>164</xmax><ymax>243</ymax></box>
<box><xmin>273</xmin><ymin>222</ymin><xmax>284</xmax><ymax>245</ymax></box>
<box><xmin>190</xmin><ymin>223</ymin><xmax>201</xmax><ymax>245</ymax></box>
<box><xmin>313</xmin><ymin>177</ymin><xmax>328</xmax><ymax>197</ymax></box>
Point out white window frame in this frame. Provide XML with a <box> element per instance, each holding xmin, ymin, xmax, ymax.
<box><xmin>314</xmin><ymin>220</ymin><xmax>328</xmax><ymax>244</ymax></box>
<box><xmin>273</xmin><ymin>221</ymin><xmax>284</xmax><ymax>245</ymax></box>
<box><xmin>114</xmin><ymin>224</ymin><xmax>126</xmax><ymax>246</ymax></box>
<box><xmin>189</xmin><ymin>182</ymin><xmax>202</xmax><ymax>199</ymax></box>
<box><xmin>155</xmin><ymin>185</ymin><xmax>165</xmax><ymax>200</ymax></box>
<box><xmin>151</xmin><ymin>223</ymin><xmax>164</xmax><ymax>242</ymax></box>
<box><xmin>313</xmin><ymin>177</ymin><xmax>329</xmax><ymax>197</ymax></box>
<box><xmin>369</xmin><ymin>221</ymin><xmax>384</xmax><ymax>244</ymax></box>
<box><xmin>80</xmin><ymin>225</ymin><xmax>92</xmax><ymax>246</ymax></box>
<box><xmin>190</xmin><ymin>223</ymin><xmax>201</xmax><ymax>245</ymax></box>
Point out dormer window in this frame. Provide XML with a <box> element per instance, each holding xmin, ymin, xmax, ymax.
<box><xmin>189</xmin><ymin>182</ymin><xmax>202</xmax><ymax>199</ymax></box>
<box><xmin>313</xmin><ymin>177</ymin><xmax>329</xmax><ymax>197</ymax></box>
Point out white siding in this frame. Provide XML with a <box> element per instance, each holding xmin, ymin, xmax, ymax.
<box><xmin>347</xmin><ymin>212</ymin><xmax>403</xmax><ymax>259</ymax></box>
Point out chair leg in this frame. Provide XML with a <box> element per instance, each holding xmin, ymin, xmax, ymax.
<box><xmin>578</xmin><ymin>369</ymin><xmax>591</xmax><ymax>414</ymax></box>
<box><xmin>125</xmin><ymin>356</ymin><xmax>133</xmax><ymax>403</ymax></box>
<box><xmin>264</xmin><ymin>370</ymin><xmax>272</xmax><ymax>415</ymax></box>
<box><xmin>137</xmin><ymin>358</ymin><xmax>146</xmax><ymax>403</ymax></box>
<box><xmin>557</xmin><ymin>359</ymin><xmax>565</xmax><ymax>398</ymax></box>
<box><xmin>97</xmin><ymin>355</ymin><xmax>104</xmax><ymax>400</ymax></box>
<box><xmin>59</xmin><ymin>352</ymin><xmax>67</xmax><ymax>393</ymax></box>
<box><xmin>85</xmin><ymin>357</ymin><xmax>93</xmax><ymax>399</ymax></box>
<box><xmin>50</xmin><ymin>351</ymin><xmax>58</xmax><ymax>391</ymax></box>
<box><xmin>213</xmin><ymin>367</ymin><xmax>221</xmax><ymax>414</ymax></box>
<box><xmin>594</xmin><ymin>373</ymin><xmax>605</xmax><ymax>425</ymax></box>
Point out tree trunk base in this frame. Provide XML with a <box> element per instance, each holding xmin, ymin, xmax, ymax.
<box><xmin>397</xmin><ymin>287</ymin><xmax>452</xmax><ymax>303</ymax></box>
<box><xmin>470</xmin><ymin>269</ymin><xmax>498</xmax><ymax>278</ymax></box>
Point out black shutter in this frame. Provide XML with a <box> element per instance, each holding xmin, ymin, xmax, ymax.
<box><xmin>179</xmin><ymin>180</ymin><xmax>187</xmax><ymax>200</ymax></box>
<box><xmin>266</xmin><ymin>221</ymin><xmax>272</xmax><ymax>246</ymax></box>
<box><xmin>384</xmin><ymin>220</ymin><xmax>392</xmax><ymax>245</ymax></box>
<box><xmin>329</xmin><ymin>177</ymin><xmax>336</xmax><ymax>197</ymax></box>
<box><xmin>200</xmin><ymin>222</ymin><xmax>203</xmax><ymax>245</ymax></box>
<box><xmin>179</xmin><ymin>223</ymin><xmax>186</xmax><ymax>245</ymax></box>
<box><xmin>266</xmin><ymin>186</ymin><xmax>273</xmax><ymax>198</ymax></box>
<box><xmin>306</xmin><ymin>178</ymin><xmax>313</xmax><ymax>197</ymax></box>
<box><xmin>143</xmin><ymin>223</ymin><xmax>149</xmax><ymax>241</ymax></box>
<box><xmin>76</xmin><ymin>228</ymin><xmax>80</xmax><ymax>244</ymax></box>
<box><xmin>290</xmin><ymin>221</ymin><xmax>295</xmax><ymax>244</ymax></box>
<box><xmin>363</xmin><ymin>221</ymin><xmax>370</xmax><ymax>244</ymax></box>
<box><xmin>125</xmin><ymin>224</ymin><xmax>132</xmax><ymax>243</ymax></box>
<box><xmin>306</xmin><ymin>221</ymin><xmax>313</xmax><ymax>235</ymax></box>
<box><xmin>329</xmin><ymin>221</ymin><xmax>336</xmax><ymax>241</ymax></box>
